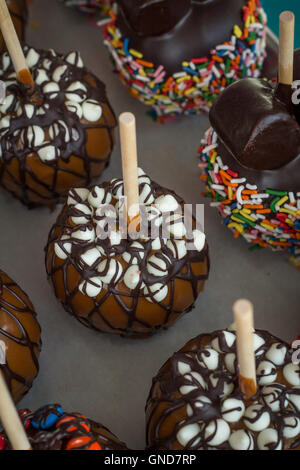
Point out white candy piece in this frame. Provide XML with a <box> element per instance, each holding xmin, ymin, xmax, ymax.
<box><xmin>144</xmin><ymin>283</ymin><xmax>168</xmax><ymax>303</ymax></box>
<box><xmin>146</xmin><ymin>206</ymin><xmax>162</xmax><ymax>228</ymax></box>
<box><xmin>65</xmin><ymin>101</ymin><xmax>83</xmax><ymax>119</ymax></box>
<box><xmin>165</xmin><ymin>213</ymin><xmax>186</xmax><ymax>238</ymax></box>
<box><xmin>35</xmin><ymin>69</ymin><xmax>49</xmax><ymax>85</ymax></box>
<box><xmin>79</xmin><ymin>248</ymin><xmax>102</xmax><ymax>267</ymax></box>
<box><xmin>211</xmin><ymin>331</ymin><xmax>235</xmax><ymax>353</ymax></box>
<box><xmin>224</xmin><ymin>353</ymin><xmax>236</xmax><ymax>374</ymax></box>
<box><xmin>2</xmin><ymin>53</ymin><xmax>10</xmax><ymax>71</ymax></box>
<box><xmin>147</xmin><ymin>253</ymin><xmax>170</xmax><ymax>277</ymax></box>
<box><xmin>0</xmin><ymin>93</ymin><xmax>13</xmax><ymax>113</ymax></box>
<box><xmin>221</xmin><ymin>398</ymin><xmax>245</xmax><ymax>423</ymax></box>
<box><xmin>283</xmin><ymin>416</ymin><xmax>300</xmax><ymax>438</ymax></box>
<box><xmin>97</xmin><ymin>258</ymin><xmax>122</xmax><ymax>285</ymax></box>
<box><xmin>88</xmin><ymin>187</ymin><xmax>111</xmax><ymax>208</ymax></box>
<box><xmin>180</xmin><ymin>372</ymin><xmax>206</xmax><ymax>395</ymax></box>
<box><xmin>155</xmin><ymin>194</ymin><xmax>179</xmax><ymax>213</ymax></box>
<box><xmin>38</xmin><ymin>145</ymin><xmax>57</xmax><ymax>162</ymax></box>
<box><xmin>0</xmin><ymin>116</ymin><xmax>10</xmax><ymax>132</ymax></box>
<box><xmin>72</xmin><ymin>225</ymin><xmax>95</xmax><ymax>243</ymax></box>
<box><xmin>198</xmin><ymin>348</ymin><xmax>219</xmax><ymax>370</ymax></box>
<box><xmin>71</xmin><ymin>203</ymin><xmax>93</xmax><ymax>225</ymax></box>
<box><xmin>54</xmin><ymin>235</ymin><xmax>72</xmax><ymax>260</ymax></box>
<box><xmin>257</xmin><ymin>428</ymin><xmax>282</xmax><ymax>450</ymax></box>
<box><xmin>177</xmin><ymin>361</ymin><xmax>191</xmax><ymax>376</ymax></box>
<box><xmin>66</xmin><ymin>81</ymin><xmax>87</xmax><ymax>102</ymax></box>
<box><xmin>65</xmin><ymin>51</ymin><xmax>84</xmax><ymax>68</ymax></box>
<box><xmin>229</xmin><ymin>430</ymin><xmax>254</xmax><ymax>450</ymax></box>
<box><xmin>108</xmin><ymin>230</ymin><xmax>122</xmax><ymax>246</ymax></box>
<box><xmin>43</xmin><ymin>81</ymin><xmax>60</xmax><ymax>99</ymax></box>
<box><xmin>79</xmin><ymin>277</ymin><xmax>102</xmax><ymax>298</ymax></box>
<box><xmin>256</xmin><ymin>361</ymin><xmax>277</xmax><ymax>385</ymax></box>
<box><xmin>209</xmin><ymin>374</ymin><xmax>234</xmax><ymax>397</ymax></box>
<box><xmin>26</xmin><ymin>48</ymin><xmax>40</xmax><ymax>67</ymax></box>
<box><xmin>204</xmin><ymin>419</ymin><xmax>230</xmax><ymax>447</ymax></box>
<box><xmin>167</xmin><ymin>239</ymin><xmax>187</xmax><ymax>259</ymax></box>
<box><xmin>23</xmin><ymin>126</ymin><xmax>45</xmax><ymax>147</ymax></box>
<box><xmin>262</xmin><ymin>384</ymin><xmax>288</xmax><ymax>412</ymax></box>
<box><xmin>82</xmin><ymin>99</ymin><xmax>102</xmax><ymax>122</ymax></box>
<box><xmin>192</xmin><ymin>230</ymin><xmax>206</xmax><ymax>252</ymax></box>
<box><xmin>122</xmin><ymin>242</ymin><xmax>145</xmax><ymax>265</ymax></box>
<box><xmin>265</xmin><ymin>343</ymin><xmax>287</xmax><ymax>366</ymax></box>
<box><xmin>0</xmin><ymin>340</ymin><xmax>7</xmax><ymax>365</ymax></box>
<box><xmin>243</xmin><ymin>404</ymin><xmax>270</xmax><ymax>432</ymax></box>
<box><xmin>186</xmin><ymin>396</ymin><xmax>212</xmax><ymax>417</ymax></box>
<box><xmin>177</xmin><ymin>423</ymin><xmax>200</xmax><ymax>447</ymax></box>
<box><xmin>283</xmin><ymin>363</ymin><xmax>300</xmax><ymax>386</ymax></box>
<box><xmin>151</xmin><ymin>237</ymin><xmax>163</xmax><ymax>250</ymax></box>
<box><xmin>67</xmin><ymin>188</ymin><xmax>89</xmax><ymax>205</ymax></box>
<box><xmin>24</xmin><ymin>104</ymin><xmax>35</xmax><ymax>119</ymax></box>
<box><xmin>139</xmin><ymin>183</ymin><xmax>155</xmax><ymax>205</ymax></box>
<box><xmin>288</xmin><ymin>389</ymin><xmax>300</xmax><ymax>411</ymax></box>
<box><xmin>58</xmin><ymin>120</ymin><xmax>70</xmax><ymax>143</ymax></box>
<box><xmin>52</xmin><ymin>65</ymin><xmax>67</xmax><ymax>82</ymax></box>
<box><xmin>124</xmin><ymin>266</ymin><xmax>141</xmax><ymax>290</ymax></box>
<box><xmin>253</xmin><ymin>333</ymin><xmax>266</xmax><ymax>352</ymax></box>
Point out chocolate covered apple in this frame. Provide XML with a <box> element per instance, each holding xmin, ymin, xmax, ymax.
<box><xmin>0</xmin><ymin>269</ymin><xmax>41</xmax><ymax>403</ymax></box>
<box><xmin>45</xmin><ymin>168</ymin><xmax>209</xmax><ymax>338</ymax></box>
<box><xmin>146</xmin><ymin>302</ymin><xmax>300</xmax><ymax>450</ymax></box>
<box><xmin>0</xmin><ymin>45</ymin><xmax>116</xmax><ymax>208</ymax></box>
<box><xmin>104</xmin><ymin>0</ymin><xmax>267</xmax><ymax>121</ymax></box>
<box><xmin>199</xmin><ymin>12</ymin><xmax>300</xmax><ymax>252</ymax></box>
<box><xmin>0</xmin><ymin>403</ymin><xmax>128</xmax><ymax>450</ymax></box>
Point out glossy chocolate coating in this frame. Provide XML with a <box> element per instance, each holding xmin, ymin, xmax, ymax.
<box><xmin>0</xmin><ymin>269</ymin><xmax>41</xmax><ymax>403</ymax></box>
<box><xmin>146</xmin><ymin>329</ymin><xmax>300</xmax><ymax>450</ymax></box>
<box><xmin>0</xmin><ymin>1</ymin><xmax>27</xmax><ymax>53</ymax></box>
<box><xmin>45</xmin><ymin>177</ymin><xmax>209</xmax><ymax>338</ymax></box>
<box><xmin>0</xmin><ymin>46</ymin><xmax>116</xmax><ymax>208</ymax></box>
<box><xmin>1</xmin><ymin>404</ymin><xmax>128</xmax><ymax>450</ymax></box>
<box><xmin>116</xmin><ymin>0</ymin><xmax>246</xmax><ymax>75</ymax></box>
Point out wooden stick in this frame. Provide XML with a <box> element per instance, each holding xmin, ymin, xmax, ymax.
<box><xmin>233</xmin><ymin>299</ymin><xmax>257</xmax><ymax>400</ymax></box>
<box><xmin>0</xmin><ymin>0</ymin><xmax>34</xmax><ymax>88</ymax></box>
<box><xmin>278</xmin><ymin>11</ymin><xmax>295</xmax><ymax>86</ymax></box>
<box><xmin>0</xmin><ymin>372</ymin><xmax>31</xmax><ymax>450</ymax></box>
<box><xmin>119</xmin><ymin>112</ymin><xmax>140</xmax><ymax>226</ymax></box>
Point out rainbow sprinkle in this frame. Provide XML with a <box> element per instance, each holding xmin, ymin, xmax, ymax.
<box><xmin>198</xmin><ymin>127</ymin><xmax>300</xmax><ymax>254</ymax></box>
<box><xmin>103</xmin><ymin>0</ymin><xmax>267</xmax><ymax>122</ymax></box>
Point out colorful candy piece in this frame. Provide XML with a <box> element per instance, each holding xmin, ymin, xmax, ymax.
<box><xmin>0</xmin><ymin>404</ymin><xmax>128</xmax><ymax>450</ymax></box>
<box><xmin>104</xmin><ymin>0</ymin><xmax>267</xmax><ymax>121</ymax></box>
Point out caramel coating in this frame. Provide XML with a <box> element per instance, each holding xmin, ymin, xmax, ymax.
<box><xmin>0</xmin><ymin>269</ymin><xmax>41</xmax><ymax>403</ymax></box>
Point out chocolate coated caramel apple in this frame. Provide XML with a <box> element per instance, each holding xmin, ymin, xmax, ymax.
<box><xmin>198</xmin><ymin>57</ymin><xmax>300</xmax><ymax>251</ymax></box>
<box><xmin>45</xmin><ymin>169</ymin><xmax>210</xmax><ymax>338</ymax></box>
<box><xmin>0</xmin><ymin>404</ymin><xmax>128</xmax><ymax>450</ymax></box>
<box><xmin>0</xmin><ymin>45</ymin><xmax>116</xmax><ymax>208</ymax></box>
<box><xmin>104</xmin><ymin>0</ymin><xmax>267</xmax><ymax>121</ymax></box>
<box><xmin>0</xmin><ymin>269</ymin><xmax>41</xmax><ymax>403</ymax></box>
<box><xmin>0</xmin><ymin>1</ymin><xmax>27</xmax><ymax>53</ymax></box>
<box><xmin>146</xmin><ymin>327</ymin><xmax>300</xmax><ymax>450</ymax></box>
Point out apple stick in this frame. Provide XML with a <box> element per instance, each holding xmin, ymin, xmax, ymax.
<box><xmin>0</xmin><ymin>0</ymin><xmax>34</xmax><ymax>88</ymax></box>
<box><xmin>0</xmin><ymin>371</ymin><xmax>31</xmax><ymax>450</ymax></box>
<box><xmin>233</xmin><ymin>299</ymin><xmax>257</xmax><ymax>400</ymax></box>
<box><xmin>119</xmin><ymin>112</ymin><xmax>140</xmax><ymax>230</ymax></box>
<box><xmin>278</xmin><ymin>11</ymin><xmax>295</xmax><ymax>86</ymax></box>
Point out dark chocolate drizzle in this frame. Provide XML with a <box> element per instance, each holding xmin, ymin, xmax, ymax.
<box><xmin>0</xmin><ymin>269</ymin><xmax>41</xmax><ymax>403</ymax></box>
<box><xmin>0</xmin><ymin>404</ymin><xmax>128</xmax><ymax>450</ymax></box>
<box><xmin>0</xmin><ymin>45</ymin><xmax>116</xmax><ymax>208</ymax></box>
<box><xmin>45</xmin><ymin>172</ymin><xmax>210</xmax><ymax>337</ymax></box>
<box><xmin>146</xmin><ymin>329</ymin><xmax>300</xmax><ymax>450</ymax></box>
<box><xmin>116</xmin><ymin>0</ymin><xmax>247</xmax><ymax>75</ymax></box>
